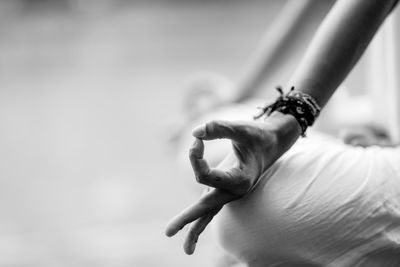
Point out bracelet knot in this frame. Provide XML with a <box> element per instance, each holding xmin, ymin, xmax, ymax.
<box><xmin>254</xmin><ymin>86</ymin><xmax>321</xmax><ymax>137</ymax></box>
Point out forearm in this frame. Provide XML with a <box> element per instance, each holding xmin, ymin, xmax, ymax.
<box><xmin>264</xmin><ymin>111</ymin><xmax>302</xmax><ymax>155</ymax></box>
<box><xmin>265</xmin><ymin>0</ymin><xmax>396</xmax><ymax>146</ymax></box>
<box><xmin>232</xmin><ymin>0</ymin><xmax>316</xmax><ymax>103</ymax></box>
<box><xmin>288</xmin><ymin>0</ymin><xmax>397</xmax><ymax>108</ymax></box>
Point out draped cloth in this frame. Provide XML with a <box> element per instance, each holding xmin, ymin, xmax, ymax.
<box><xmin>187</xmin><ymin>3</ymin><xmax>400</xmax><ymax>265</ymax></box>
<box><xmin>212</xmin><ymin>133</ymin><xmax>400</xmax><ymax>266</ymax></box>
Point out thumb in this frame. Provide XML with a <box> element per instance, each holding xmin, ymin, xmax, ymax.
<box><xmin>192</xmin><ymin>120</ymin><xmax>251</xmax><ymax>142</ymax></box>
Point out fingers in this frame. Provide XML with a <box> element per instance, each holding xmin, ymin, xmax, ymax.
<box><xmin>189</xmin><ymin>139</ymin><xmax>250</xmax><ymax>195</ymax></box>
<box><xmin>165</xmin><ymin>189</ymin><xmax>235</xmax><ymax>237</ymax></box>
<box><xmin>183</xmin><ymin>214</ymin><xmax>214</xmax><ymax>255</ymax></box>
<box><xmin>192</xmin><ymin>120</ymin><xmax>253</xmax><ymax>143</ymax></box>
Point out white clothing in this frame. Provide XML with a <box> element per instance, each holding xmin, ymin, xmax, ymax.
<box><xmin>212</xmin><ymin>134</ymin><xmax>400</xmax><ymax>266</ymax></box>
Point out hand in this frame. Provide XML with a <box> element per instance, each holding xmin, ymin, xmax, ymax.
<box><xmin>165</xmin><ymin>112</ymin><xmax>301</xmax><ymax>254</ymax></box>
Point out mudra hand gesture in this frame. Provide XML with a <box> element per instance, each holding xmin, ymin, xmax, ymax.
<box><xmin>165</xmin><ymin>112</ymin><xmax>301</xmax><ymax>254</ymax></box>
<box><xmin>165</xmin><ymin>0</ymin><xmax>397</xmax><ymax>257</ymax></box>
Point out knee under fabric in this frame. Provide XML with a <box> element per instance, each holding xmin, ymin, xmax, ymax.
<box><xmin>211</xmin><ymin>134</ymin><xmax>400</xmax><ymax>267</ymax></box>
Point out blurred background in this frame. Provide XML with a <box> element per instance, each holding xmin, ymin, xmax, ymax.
<box><xmin>0</xmin><ymin>0</ymin><xmax>291</xmax><ymax>266</ymax></box>
<box><xmin>0</xmin><ymin>0</ymin><xmax>376</xmax><ymax>266</ymax></box>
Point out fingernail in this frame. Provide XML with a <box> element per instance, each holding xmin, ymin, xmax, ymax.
<box><xmin>186</xmin><ymin>243</ymin><xmax>196</xmax><ymax>255</ymax></box>
<box><xmin>190</xmin><ymin>243</ymin><xmax>196</xmax><ymax>254</ymax></box>
<box><xmin>192</xmin><ymin>124</ymin><xmax>206</xmax><ymax>138</ymax></box>
<box><xmin>192</xmin><ymin>138</ymin><xmax>200</xmax><ymax>147</ymax></box>
<box><xmin>165</xmin><ymin>224</ymin><xmax>177</xmax><ymax>237</ymax></box>
<box><xmin>165</xmin><ymin>228</ymin><xmax>173</xmax><ymax>237</ymax></box>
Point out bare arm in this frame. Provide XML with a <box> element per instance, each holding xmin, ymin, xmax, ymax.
<box><xmin>277</xmin><ymin>0</ymin><xmax>398</xmax><ymax>144</ymax></box>
<box><xmin>166</xmin><ymin>0</ymin><xmax>399</xmax><ymax>254</ymax></box>
<box><xmin>289</xmin><ymin>0</ymin><xmax>397</xmax><ymax>107</ymax></box>
<box><xmin>232</xmin><ymin>0</ymin><xmax>318</xmax><ymax>102</ymax></box>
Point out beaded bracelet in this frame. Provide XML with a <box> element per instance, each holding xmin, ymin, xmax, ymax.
<box><xmin>254</xmin><ymin>86</ymin><xmax>321</xmax><ymax>137</ymax></box>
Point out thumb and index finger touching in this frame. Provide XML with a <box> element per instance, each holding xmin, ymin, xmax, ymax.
<box><xmin>165</xmin><ymin>120</ymin><xmax>248</xmax><ymax>238</ymax></box>
<box><xmin>190</xmin><ymin>120</ymin><xmax>255</xmax><ymax>194</ymax></box>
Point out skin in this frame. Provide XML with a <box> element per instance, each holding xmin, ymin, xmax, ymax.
<box><xmin>166</xmin><ymin>111</ymin><xmax>301</xmax><ymax>254</ymax></box>
<box><xmin>166</xmin><ymin>0</ymin><xmax>398</xmax><ymax>255</ymax></box>
<box><xmin>169</xmin><ymin>0</ymin><xmax>332</xmax><ymax>148</ymax></box>
<box><xmin>182</xmin><ymin>0</ymin><xmax>332</xmax><ymax>120</ymax></box>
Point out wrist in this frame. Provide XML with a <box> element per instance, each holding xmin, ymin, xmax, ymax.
<box><xmin>255</xmin><ymin>87</ymin><xmax>321</xmax><ymax>136</ymax></box>
<box><xmin>263</xmin><ymin>111</ymin><xmax>302</xmax><ymax>153</ymax></box>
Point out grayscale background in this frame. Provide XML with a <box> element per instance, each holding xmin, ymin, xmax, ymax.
<box><xmin>0</xmin><ymin>0</ymin><xmax>366</xmax><ymax>266</ymax></box>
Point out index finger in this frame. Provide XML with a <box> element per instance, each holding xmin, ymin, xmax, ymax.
<box><xmin>189</xmin><ymin>139</ymin><xmax>246</xmax><ymax>193</ymax></box>
<box><xmin>165</xmin><ymin>189</ymin><xmax>236</xmax><ymax>237</ymax></box>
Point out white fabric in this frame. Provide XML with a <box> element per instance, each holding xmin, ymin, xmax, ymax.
<box><xmin>212</xmin><ymin>134</ymin><xmax>400</xmax><ymax>266</ymax></box>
